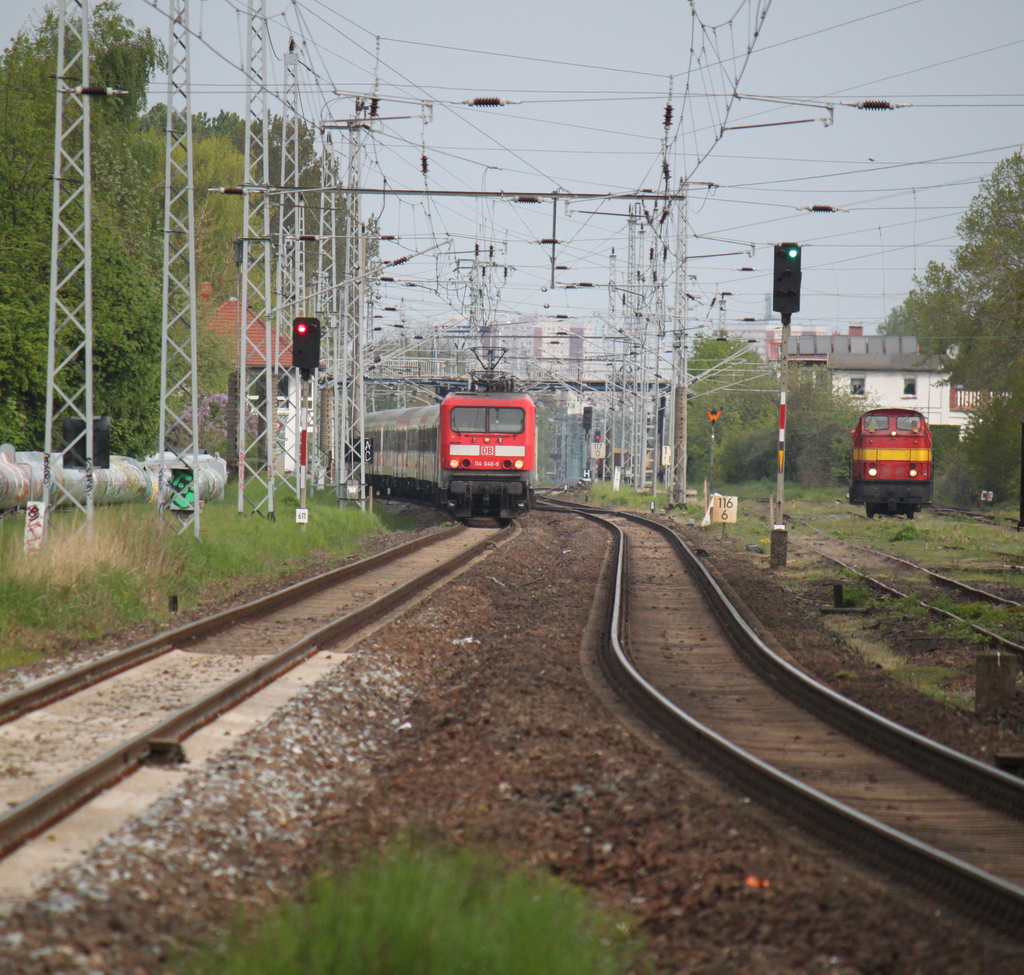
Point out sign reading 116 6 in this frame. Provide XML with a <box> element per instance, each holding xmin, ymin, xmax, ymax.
<box><xmin>710</xmin><ymin>495</ymin><xmax>738</xmax><ymax>524</ymax></box>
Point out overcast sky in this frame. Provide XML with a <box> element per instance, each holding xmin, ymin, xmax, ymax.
<box><xmin>3</xmin><ymin>0</ymin><xmax>1023</xmax><ymax>338</ymax></box>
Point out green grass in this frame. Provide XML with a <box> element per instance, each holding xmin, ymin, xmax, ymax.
<box><xmin>0</xmin><ymin>484</ymin><xmax>417</xmax><ymax>669</ymax></box>
<box><xmin>585</xmin><ymin>480</ymin><xmax>668</xmax><ymax>512</ymax></box>
<box><xmin>889</xmin><ymin>664</ymin><xmax>969</xmax><ymax>706</ymax></box>
<box><xmin>180</xmin><ymin>845</ymin><xmax>648</xmax><ymax>975</ymax></box>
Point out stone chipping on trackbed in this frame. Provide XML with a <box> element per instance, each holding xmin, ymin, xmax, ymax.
<box><xmin>0</xmin><ymin>507</ymin><xmax>1023</xmax><ymax>975</ymax></box>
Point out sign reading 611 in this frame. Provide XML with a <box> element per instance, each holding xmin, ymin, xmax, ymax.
<box><xmin>710</xmin><ymin>494</ymin><xmax>738</xmax><ymax>524</ymax></box>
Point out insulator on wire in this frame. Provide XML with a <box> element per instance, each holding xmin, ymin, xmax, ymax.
<box><xmin>664</xmin><ymin>103</ymin><xmax>673</xmax><ymax>128</ymax></box>
<box><xmin>370</xmin><ymin>98</ymin><xmax>379</xmax><ymax>117</ymax></box>
<box><xmin>421</xmin><ymin>154</ymin><xmax>428</xmax><ymax>174</ymax></box>
<box><xmin>857</xmin><ymin>100</ymin><xmax>894</xmax><ymax>110</ymax></box>
<box><xmin>468</xmin><ymin>97</ymin><xmax>502</xmax><ymax>106</ymax></box>
<box><xmin>809</xmin><ymin>204</ymin><xmax>839</xmax><ymax>212</ymax></box>
<box><xmin>75</xmin><ymin>85</ymin><xmax>127</xmax><ymax>97</ymax></box>
<box><xmin>514</xmin><ymin>195</ymin><xmax>541</xmax><ymax>203</ymax></box>
<box><xmin>662</xmin><ymin>160</ymin><xmax>670</xmax><ymax>182</ymax></box>
<box><xmin>390</xmin><ymin>255</ymin><xmax>410</xmax><ymax>266</ymax></box>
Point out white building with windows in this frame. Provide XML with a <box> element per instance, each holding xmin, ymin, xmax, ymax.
<box><xmin>766</xmin><ymin>327</ymin><xmax>980</xmax><ymax>429</ymax></box>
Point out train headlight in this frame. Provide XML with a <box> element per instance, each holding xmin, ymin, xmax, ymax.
<box><xmin>868</xmin><ymin>467</ymin><xmax>878</xmax><ymax>476</ymax></box>
<box><xmin>909</xmin><ymin>468</ymin><xmax>918</xmax><ymax>477</ymax></box>
<box><xmin>448</xmin><ymin>459</ymin><xmax>459</xmax><ymax>469</ymax></box>
<box><xmin>514</xmin><ymin>460</ymin><xmax>524</xmax><ymax>469</ymax></box>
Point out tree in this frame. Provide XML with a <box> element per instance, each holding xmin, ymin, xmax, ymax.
<box><xmin>684</xmin><ymin>336</ymin><xmax>776</xmax><ymax>485</ymax></box>
<box><xmin>882</xmin><ymin>152</ymin><xmax>1024</xmax><ymax>393</ymax></box>
<box><xmin>682</xmin><ymin>334</ymin><xmax>863</xmax><ymax>489</ymax></box>
<box><xmin>0</xmin><ymin>3</ymin><xmax>167</xmax><ymax>454</ymax></box>
<box><xmin>878</xmin><ymin>151</ymin><xmax>1024</xmax><ymax>501</ymax></box>
<box><xmin>783</xmin><ymin>369</ymin><xmax>862</xmax><ymax>488</ymax></box>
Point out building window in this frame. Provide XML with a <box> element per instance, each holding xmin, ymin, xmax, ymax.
<box><xmin>850</xmin><ymin>377</ymin><xmax>865</xmax><ymax>396</ymax></box>
<box><xmin>903</xmin><ymin>376</ymin><xmax>917</xmax><ymax>397</ymax></box>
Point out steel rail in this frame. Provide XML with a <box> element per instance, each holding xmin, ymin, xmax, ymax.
<box><xmin>796</xmin><ymin>539</ymin><xmax>1024</xmax><ymax>661</ymax></box>
<box><xmin>796</xmin><ymin>515</ymin><xmax>1024</xmax><ymax>609</ymax></box>
<box><xmin>540</xmin><ymin>499</ymin><xmax>1024</xmax><ymax>934</ymax></box>
<box><xmin>0</xmin><ymin>523</ymin><xmax>512</xmax><ymax>861</ymax></box>
<box><xmin>0</xmin><ymin>524</ymin><xmax>466</xmax><ymax>725</ymax></box>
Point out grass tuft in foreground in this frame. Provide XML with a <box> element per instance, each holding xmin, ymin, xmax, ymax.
<box><xmin>181</xmin><ymin>845</ymin><xmax>648</xmax><ymax>975</ymax></box>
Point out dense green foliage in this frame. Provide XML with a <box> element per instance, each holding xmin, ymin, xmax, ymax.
<box><xmin>685</xmin><ymin>337</ymin><xmax>863</xmax><ymax>490</ymax></box>
<box><xmin>881</xmin><ymin>151</ymin><xmax>1024</xmax><ymax>501</ymax></box>
<box><xmin>0</xmin><ymin>4</ymin><xmax>341</xmax><ymax>456</ymax></box>
<box><xmin>0</xmin><ymin>3</ymin><xmax>170</xmax><ymax>454</ymax></box>
<box><xmin>881</xmin><ymin>152</ymin><xmax>1024</xmax><ymax>395</ymax></box>
<box><xmin>182</xmin><ymin>845</ymin><xmax>647</xmax><ymax>975</ymax></box>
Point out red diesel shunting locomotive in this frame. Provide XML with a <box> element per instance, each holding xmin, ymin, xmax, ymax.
<box><xmin>849</xmin><ymin>408</ymin><xmax>932</xmax><ymax>518</ymax></box>
<box><xmin>365</xmin><ymin>390</ymin><xmax>536</xmax><ymax>521</ymax></box>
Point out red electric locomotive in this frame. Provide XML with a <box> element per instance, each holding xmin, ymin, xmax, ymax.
<box><xmin>365</xmin><ymin>390</ymin><xmax>536</xmax><ymax>522</ymax></box>
<box><xmin>849</xmin><ymin>408</ymin><xmax>932</xmax><ymax>518</ymax></box>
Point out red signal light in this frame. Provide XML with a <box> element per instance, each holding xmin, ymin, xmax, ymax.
<box><xmin>291</xmin><ymin>317</ymin><xmax>321</xmax><ymax>374</ymax></box>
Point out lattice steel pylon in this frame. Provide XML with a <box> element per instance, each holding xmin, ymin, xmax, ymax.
<box><xmin>157</xmin><ymin>0</ymin><xmax>202</xmax><ymax>537</ymax></box>
<box><xmin>274</xmin><ymin>40</ymin><xmax>305</xmax><ymax>504</ymax></box>
<box><xmin>316</xmin><ymin>139</ymin><xmax>339</xmax><ymax>489</ymax></box>
<box><xmin>43</xmin><ymin>0</ymin><xmax>97</xmax><ymax>523</ymax></box>
<box><xmin>668</xmin><ymin>191</ymin><xmax>690</xmax><ymax>505</ymax></box>
<box><xmin>336</xmin><ymin>107</ymin><xmax>369</xmax><ymax>508</ymax></box>
<box><xmin>237</xmin><ymin>0</ymin><xmax>275</xmax><ymax>518</ymax></box>
<box><xmin>613</xmin><ymin>201</ymin><xmax>671</xmax><ymax>493</ymax></box>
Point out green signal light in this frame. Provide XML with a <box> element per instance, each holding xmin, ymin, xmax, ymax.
<box><xmin>787</xmin><ymin>247</ymin><xmax>800</xmax><ymax>258</ymax></box>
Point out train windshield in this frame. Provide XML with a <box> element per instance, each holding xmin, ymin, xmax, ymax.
<box><xmin>863</xmin><ymin>415</ymin><xmax>890</xmax><ymax>432</ymax></box>
<box><xmin>896</xmin><ymin>415</ymin><xmax>923</xmax><ymax>432</ymax></box>
<box><xmin>449</xmin><ymin>406</ymin><xmax>525</xmax><ymax>434</ymax></box>
<box><xmin>488</xmin><ymin>407</ymin><xmax>525</xmax><ymax>434</ymax></box>
<box><xmin>450</xmin><ymin>407</ymin><xmax>487</xmax><ymax>432</ymax></box>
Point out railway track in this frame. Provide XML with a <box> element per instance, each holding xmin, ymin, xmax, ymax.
<box><xmin>542</xmin><ymin>498</ymin><xmax>1024</xmax><ymax>934</ymax></box>
<box><xmin>789</xmin><ymin>516</ymin><xmax>1024</xmax><ymax>658</ymax></box>
<box><xmin>0</xmin><ymin>522</ymin><xmax>511</xmax><ymax>870</ymax></box>
<box><xmin>796</xmin><ymin>515</ymin><xmax>1024</xmax><ymax>608</ymax></box>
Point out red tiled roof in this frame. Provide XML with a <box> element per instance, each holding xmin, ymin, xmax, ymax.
<box><xmin>205</xmin><ymin>298</ymin><xmax>294</xmax><ymax>368</ymax></box>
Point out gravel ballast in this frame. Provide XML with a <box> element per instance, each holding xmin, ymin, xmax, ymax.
<box><xmin>1</xmin><ymin>509</ymin><xmax>1023</xmax><ymax>974</ymax></box>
